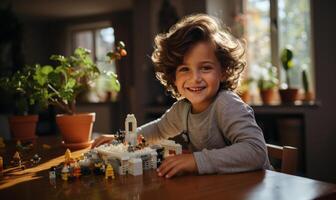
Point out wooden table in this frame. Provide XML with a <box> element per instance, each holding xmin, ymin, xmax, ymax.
<box><xmin>1</xmin><ymin>136</ymin><xmax>336</xmax><ymax>200</ymax></box>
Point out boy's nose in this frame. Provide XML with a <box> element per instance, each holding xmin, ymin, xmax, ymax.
<box><xmin>191</xmin><ymin>70</ymin><xmax>202</xmax><ymax>82</ymax></box>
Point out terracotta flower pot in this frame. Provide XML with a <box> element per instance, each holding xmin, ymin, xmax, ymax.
<box><xmin>303</xmin><ymin>91</ymin><xmax>315</xmax><ymax>102</ymax></box>
<box><xmin>56</xmin><ymin>113</ymin><xmax>95</xmax><ymax>150</ymax></box>
<box><xmin>240</xmin><ymin>91</ymin><xmax>250</xmax><ymax>103</ymax></box>
<box><xmin>279</xmin><ymin>88</ymin><xmax>299</xmax><ymax>104</ymax></box>
<box><xmin>9</xmin><ymin>115</ymin><xmax>38</xmax><ymax>141</ymax></box>
<box><xmin>260</xmin><ymin>89</ymin><xmax>276</xmax><ymax>105</ymax></box>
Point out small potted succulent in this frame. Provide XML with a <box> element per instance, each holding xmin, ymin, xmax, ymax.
<box><xmin>0</xmin><ymin>66</ymin><xmax>48</xmax><ymax>141</ymax></box>
<box><xmin>279</xmin><ymin>47</ymin><xmax>299</xmax><ymax>103</ymax></box>
<box><xmin>257</xmin><ymin>64</ymin><xmax>278</xmax><ymax>105</ymax></box>
<box><xmin>33</xmin><ymin>41</ymin><xmax>126</xmax><ymax>149</ymax></box>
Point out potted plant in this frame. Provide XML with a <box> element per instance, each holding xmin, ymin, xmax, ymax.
<box><xmin>238</xmin><ymin>78</ymin><xmax>253</xmax><ymax>103</ymax></box>
<box><xmin>33</xmin><ymin>41</ymin><xmax>126</xmax><ymax>149</ymax></box>
<box><xmin>0</xmin><ymin>66</ymin><xmax>48</xmax><ymax>141</ymax></box>
<box><xmin>279</xmin><ymin>47</ymin><xmax>299</xmax><ymax>103</ymax></box>
<box><xmin>257</xmin><ymin>64</ymin><xmax>278</xmax><ymax>105</ymax></box>
<box><xmin>302</xmin><ymin>69</ymin><xmax>314</xmax><ymax>102</ymax></box>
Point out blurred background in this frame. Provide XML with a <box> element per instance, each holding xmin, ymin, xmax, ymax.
<box><xmin>0</xmin><ymin>0</ymin><xmax>335</xmax><ymax>183</ymax></box>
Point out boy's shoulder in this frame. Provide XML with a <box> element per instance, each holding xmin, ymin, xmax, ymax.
<box><xmin>169</xmin><ymin>98</ymin><xmax>191</xmax><ymax>112</ymax></box>
<box><xmin>216</xmin><ymin>90</ymin><xmax>242</xmax><ymax>102</ymax></box>
<box><xmin>214</xmin><ymin>90</ymin><xmax>247</xmax><ymax>110</ymax></box>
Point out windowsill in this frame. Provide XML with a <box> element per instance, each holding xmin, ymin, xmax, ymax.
<box><xmin>250</xmin><ymin>100</ymin><xmax>320</xmax><ymax>108</ymax></box>
<box><xmin>251</xmin><ymin>100</ymin><xmax>320</xmax><ymax>114</ymax></box>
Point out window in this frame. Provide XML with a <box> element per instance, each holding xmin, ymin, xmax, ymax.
<box><xmin>71</xmin><ymin>23</ymin><xmax>116</xmax><ymax>102</ymax></box>
<box><xmin>245</xmin><ymin>0</ymin><xmax>312</xmax><ymax>99</ymax></box>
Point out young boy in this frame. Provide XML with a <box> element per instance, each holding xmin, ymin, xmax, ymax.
<box><xmin>93</xmin><ymin>14</ymin><xmax>271</xmax><ymax>178</ymax></box>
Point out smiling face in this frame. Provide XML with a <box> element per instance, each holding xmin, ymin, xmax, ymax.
<box><xmin>174</xmin><ymin>41</ymin><xmax>225</xmax><ymax>113</ymax></box>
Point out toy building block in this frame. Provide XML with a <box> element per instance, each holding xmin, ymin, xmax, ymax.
<box><xmin>118</xmin><ymin>157</ymin><xmax>129</xmax><ymax>175</ymax></box>
<box><xmin>67</xmin><ymin>159</ymin><xmax>77</xmax><ymax>179</ymax></box>
<box><xmin>61</xmin><ymin>165</ymin><xmax>69</xmax><ymax>181</ymax></box>
<box><xmin>73</xmin><ymin>162</ymin><xmax>81</xmax><ymax>178</ymax></box>
<box><xmin>127</xmin><ymin>142</ymin><xmax>135</xmax><ymax>152</ymax></box>
<box><xmin>151</xmin><ymin>145</ymin><xmax>164</xmax><ymax>167</ymax></box>
<box><xmin>49</xmin><ymin>166</ymin><xmax>57</xmax><ymax>180</ymax></box>
<box><xmin>128</xmin><ymin>158</ymin><xmax>143</xmax><ymax>176</ymax></box>
<box><xmin>94</xmin><ymin>162</ymin><xmax>105</xmax><ymax>175</ymax></box>
<box><xmin>115</xmin><ymin>129</ymin><xmax>126</xmax><ymax>143</ymax></box>
<box><xmin>125</xmin><ymin>114</ymin><xmax>137</xmax><ymax>146</ymax></box>
<box><xmin>137</xmin><ymin>134</ymin><xmax>147</xmax><ymax>148</ymax></box>
<box><xmin>64</xmin><ymin>148</ymin><xmax>72</xmax><ymax>164</ymax></box>
<box><xmin>105</xmin><ymin>164</ymin><xmax>115</xmax><ymax>179</ymax></box>
<box><xmin>78</xmin><ymin>158</ymin><xmax>92</xmax><ymax>175</ymax></box>
<box><xmin>141</xmin><ymin>154</ymin><xmax>152</xmax><ymax>170</ymax></box>
<box><xmin>11</xmin><ymin>151</ymin><xmax>25</xmax><ymax>169</ymax></box>
<box><xmin>159</xmin><ymin>140</ymin><xmax>182</xmax><ymax>157</ymax></box>
<box><xmin>0</xmin><ymin>137</ymin><xmax>5</xmax><ymax>148</ymax></box>
<box><xmin>150</xmin><ymin>151</ymin><xmax>158</xmax><ymax>169</ymax></box>
<box><xmin>30</xmin><ymin>154</ymin><xmax>41</xmax><ymax>165</ymax></box>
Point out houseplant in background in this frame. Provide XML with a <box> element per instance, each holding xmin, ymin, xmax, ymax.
<box><xmin>33</xmin><ymin>41</ymin><xmax>126</xmax><ymax>149</ymax></box>
<box><xmin>257</xmin><ymin>64</ymin><xmax>278</xmax><ymax>105</ymax></box>
<box><xmin>238</xmin><ymin>78</ymin><xmax>253</xmax><ymax>103</ymax></box>
<box><xmin>279</xmin><ymin>47</ymin><xmax>299</xmax><ymax>103</ymax></box>
<box><xmin>0</xmin><ymin>66</ymin><xmax>48</xmax><ymax>141</ymax></box>
<box><xmin>302</xmin><ymin>69</ymin><xmax>314</xmax><ymax>102</ymax></box>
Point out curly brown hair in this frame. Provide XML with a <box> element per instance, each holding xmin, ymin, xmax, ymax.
<box><xmin>151</xmin><ymin>14</ymin><xmax>246</xmax><ymax>99</ymax></box>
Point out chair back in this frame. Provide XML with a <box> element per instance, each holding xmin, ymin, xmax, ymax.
<box><xmin>266</xmin><ymin>144</ymin><xmax>298</xmax><ymax>175</ymax></box>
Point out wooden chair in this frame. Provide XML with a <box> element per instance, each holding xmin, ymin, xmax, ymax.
<box><xmin>266</xmin><ymin>144</ymin><xmax>298</xmax><ymax>175</ymax></box>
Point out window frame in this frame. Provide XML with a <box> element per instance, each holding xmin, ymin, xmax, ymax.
<box><xmin>66</xmin><ymin>21</ymin><xmax>113</xmax><ymax>62</ymax></box>
<box><xmin>244</xmin><ymin>0</ymin><xmax>314</xmax><ymax>93</ymax></box>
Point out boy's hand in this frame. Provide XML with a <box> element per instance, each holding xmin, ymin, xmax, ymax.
<box><xmin>91</xmin><ymin>135</ymin><xmax>115</xmax><ymax>148</ymax></box>
<box><xmin>157</xmin><ymin>154</ymin><xmax>198</xmax><ymax>178</ymax></box>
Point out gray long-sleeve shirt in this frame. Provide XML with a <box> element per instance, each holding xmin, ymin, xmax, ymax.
<box><xmin>137</xmin><ymin>90</ymin><xmax>272</xmax><ymax>174</ymax></box>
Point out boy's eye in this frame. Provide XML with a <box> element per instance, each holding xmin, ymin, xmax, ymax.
<box><xmin>201</xmin><ymin>65</ymin><xmax>212</xmax><ymax>71</ymax></box>
<box><xmin>177</xmin><ymin>66</ymin><xmax>189</xmax><ymax>72</ymax></box>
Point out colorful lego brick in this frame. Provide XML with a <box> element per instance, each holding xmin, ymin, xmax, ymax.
<box><xmin>105</xmin><ymin>164</ymin><xmax>115</xmax><ymax>179</ymax></box>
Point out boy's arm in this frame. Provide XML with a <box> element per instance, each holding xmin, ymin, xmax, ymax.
<box><xmin>137</xmin><ymin>101</ymin><xmax>186</xmax><ymax>144</ymax></box>
<box><xmin>194</xmin><ymin>94</ymin><xmax>270</xmax><ymax>174</ymax></box>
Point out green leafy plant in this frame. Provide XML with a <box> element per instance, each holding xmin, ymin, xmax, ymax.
<box><xmin>0</xmin><ymin>66</ymin><xmax>47</xmax><ymax>115</ymax></box>
<box><xmin>302</xmin><ymin>69</ymin><xmax>309</xmax><ymax>94</ymax></box>
<box><xmin>280</xmin><ymin>47</ymin><xmax>294</xmax><ymax>88</ymax></box>
<box><xmin>257</xmin><ymin>64</ymin><xmax>278</xmax><ymax>91</ymax></box>
<box><xmin>33</xmin><ymin>41</ymin><xmax>126</xmax><ymax>115</ymax></box>
<box><xmin>239</xmin><ymin>78</ymin><xmax>253</xmax><ymax>93</ymax></box>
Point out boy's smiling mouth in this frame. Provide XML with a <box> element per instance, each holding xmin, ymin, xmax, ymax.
<box><xmin>186</xmin><ymin>86</ymin><xmax>206</xmax><ymax>92</ymax></box>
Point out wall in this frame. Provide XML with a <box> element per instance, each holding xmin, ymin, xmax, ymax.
<box><xmin>305</xmin><ymin>0</ymin><xmax>336</xmax><ymax>182</ymax></box>
<box><xmin>132</xmin><ymin>0</ymin><xmax>206</xmax><ymax>124</ymax></box>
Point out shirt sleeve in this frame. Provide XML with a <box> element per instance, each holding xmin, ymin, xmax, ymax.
<box><xmin>137</xmin><ymin>100</ymin><xmax>186</xmax><ymax>144</ymax></box>
<box><xmin>193</xmin><ymin>92</ymin><xmax>270</xmax><ymax>174</ymax></box>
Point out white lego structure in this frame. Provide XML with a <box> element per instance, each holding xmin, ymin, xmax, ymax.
<box><xmin>93</xmin><ymin>114</ymin><xmax>182</xmax><ymax>177</ymax></box>
<box><xmin>96</xmin><ymin>143</ymin><xmax>158</xmax><ymax>176</ymax></box>
<box><xmin>128</xmin><ymin>158</ymin><xmax>143</xmax><ymax>176</ymax></box>
<box><xmin>119</xmin><ymin>157</ymin><xmax>129</xmax><ymax>175</ymax></box>
<box><xmin>125</xmin><ymin>114</ymin><xmax>137</xmax><ymax>146</ymax></box>
<box><xmin>150</xmin><ymin>151</ymin><xmax>158</xmax><ymax>169</ymax></box>
<box><xmin>159</xmin><ymin>139</ymin><xmax>182</xmax><ymax>158</ymax></box>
